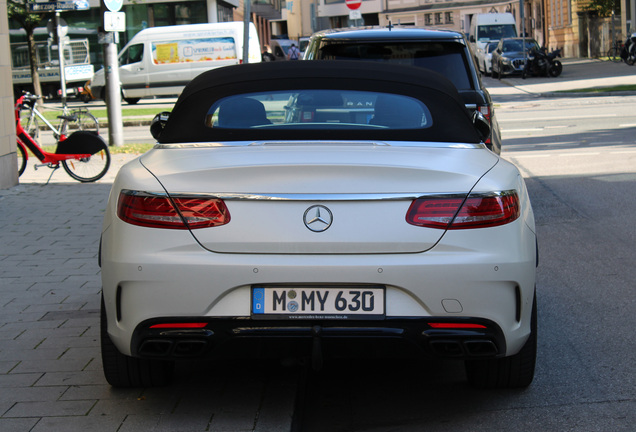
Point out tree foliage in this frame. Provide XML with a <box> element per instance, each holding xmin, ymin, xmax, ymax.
<box><xmin>8</xmin><ymin>0</ymin><xmax>47</xmax><ymax>30</ymax></box>
<box><xmin>581</xmin><ymin>0</ymin><xmax>621</xmax><ymax>17</ymax></box>
<box><xmin>7</xmin><ymin>0</ymin><xmax>50</xmax><ymax>97</ymax></box>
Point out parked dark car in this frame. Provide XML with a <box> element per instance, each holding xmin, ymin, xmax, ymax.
<box><xmin>491</xmin><ymin>38</ymin><xmax>541</xmax><ymax>78</ymax></box>
<box><xmin>304</xmin><ymin>27</ymin><xmax>502</xmax><ymax>154</ymax></box>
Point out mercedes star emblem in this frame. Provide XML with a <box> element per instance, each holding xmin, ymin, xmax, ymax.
<box><xmin>303</xmin><ymin>205</ymin><xmax>333</xmax><ymax>232</ymax></box>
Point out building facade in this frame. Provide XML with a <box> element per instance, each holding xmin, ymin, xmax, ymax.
<box><xmin>1</xmin><ymin>0</ymin><xmax>17</xmax><ymax>189</ymax></box>
<box><xmin>283</xmin><ymin>0</ymin><xmax>625</xmax><ymax>58</ymax></box>
<box><xmin>282</xmin><ymin>0</ymin><xmax>542</xmax><ymax>42</ymax></box>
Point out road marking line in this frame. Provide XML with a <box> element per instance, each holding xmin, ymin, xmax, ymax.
<box><xmin>503</xmin><ymin>128</ymin><xmax>543</xmax><ymax>132</ymax></box>
<box><xmin>498</xmin><ymin>114</ymin><xmax>617</xmax><ymax>122</ymax></box>
<box><xmin>503</xmin><ymin>154</ymin><xmax>551</xmax><ymax>158</ymax></box>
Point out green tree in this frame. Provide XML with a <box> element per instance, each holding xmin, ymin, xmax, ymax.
<box><xmin>582</xmin><ymin>0</ymin><xmax>620</xmax><ymax>17</ymax></box>
<box><xmin>8</xmin><ymin>0</ymin><xmax>50</xmax><ymax>98</ymax></box>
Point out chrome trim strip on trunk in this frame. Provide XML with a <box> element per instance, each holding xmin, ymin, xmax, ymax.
<box><xmin>122</xmin><ymin>189</ymin><xmax>516</xmax><ymax>202</ymax></box>
<box><xmin>153</xmin><ymin>141</ymin><xmax>484</xmax><ymax>149</ymax></box>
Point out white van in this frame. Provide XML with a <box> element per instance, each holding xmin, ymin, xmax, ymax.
<box><xmin>468</xmin><ymin>13</ymin><xmax>517</xmax><ymax>70</ymax></box>
<box><xmin>89</xmin><ymin>22</ymin><xmax>261</xmax><ymax>104</ymax></box>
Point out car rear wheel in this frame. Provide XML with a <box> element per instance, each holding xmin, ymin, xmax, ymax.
<box><xmin>465</xmin><ymin>292</ymin><xmax>537</xmax><ymax>389</ymax></box>
<box><xmin>100</xmin><ymin>295</ymin><xmax>174</xmax><ymax>387</ymax></box>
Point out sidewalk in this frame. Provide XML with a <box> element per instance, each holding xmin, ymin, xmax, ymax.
<box><xmin>1</xmin><ymin>172</ymin><xmax>295</xmax><ymax>430</ymax></box>
<box><xmin>488</xmin><ymin>57</ymin><xmax>636</xmax><ymax>97</ymax></box>
<box><xmin>16</xmin><ymin>153</ymin><xmax>139</xmax><ymax>184</ymax></box>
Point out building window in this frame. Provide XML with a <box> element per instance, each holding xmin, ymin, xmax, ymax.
<box><xmin>445</xmin><ymin>12</ymin><xmax>453</xmax><ymax>24</ymax></box>
<box><xmin>435</xmin><ymin>13</ymin><xmax>442</xmax><ymax>25</ymax></box>
<box><xmin>425</xmin><ymin>14</ymin><xmax>432</xmax><ymax>25</ymax></box>
<box><xmin>122</xmin><ymin>1</ymin><xmax>208</xmax><ymax>43</ymax></box>
<box><xmin>217</xmin><ymin>3</ymin><xmax>234</xmax><ymax>22</ymax></box>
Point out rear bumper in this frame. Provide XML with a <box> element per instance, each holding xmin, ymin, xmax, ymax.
<box><xmin>101</xmin><ymin>159</ymin><xmax>536</xmax><ymax>360</ymax></box>
<box><xmin>131</xmin><ymin>317</ymin><xmax>507</xmax><ymax>360</ymax></box>
<box><xmin>101</xmin><ymin>220</ymin><xmax>537</xmax><ymax>359</ymax></box>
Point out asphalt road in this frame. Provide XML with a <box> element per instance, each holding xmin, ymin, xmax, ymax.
<box><xmin>285</xmin><ymin>85</ymin><xmax>636</xmax><ymax>431</ymax></box>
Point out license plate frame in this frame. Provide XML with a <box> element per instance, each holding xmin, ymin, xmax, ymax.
<box><xmin>251</xmin><ymin>285</ymin><xmax>385</xmax><ymax>320</ymax></box>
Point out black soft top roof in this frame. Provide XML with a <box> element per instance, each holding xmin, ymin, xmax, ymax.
<box><xmin>159</xmin><ymin>61</ymin><xmax>481</xmax><ymax>144</ymax></box>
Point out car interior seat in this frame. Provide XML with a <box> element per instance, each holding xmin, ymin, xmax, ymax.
<box><xmin>217</xmin><ymin>98</ymin><xmax>272</xmax><ymax>128</ymax></box>
<box><xmin>370</xmin><ymin>95</ymin><xmax>425</xmax><ymax>128</ymax></box>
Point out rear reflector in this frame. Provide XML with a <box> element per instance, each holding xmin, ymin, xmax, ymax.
<box><xmin>429</xmin><ymin>323</ymin><xmax>487</xmax><ymax>329</ymax></box>
<box><xmin>406</xmin><ymin>192</ymin><xmax>520</xmax><ymax>229</ymax></box>
<box><xmin>150</xmin><ymin>323</ymin><xmax>208</xmax><ymax>329</ymax></box>
<box><xmin>117</xmin><ymin>190</ymin><xmax>230</xmax><ymax>229</ymax></box>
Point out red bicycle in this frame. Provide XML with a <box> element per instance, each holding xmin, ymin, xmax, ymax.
<box><xmin>15</xmin><ymin>93</ymin><xmax>111</xmax><ymax>182</ymax></box>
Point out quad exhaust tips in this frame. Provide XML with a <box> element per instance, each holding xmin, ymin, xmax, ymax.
<box><xmin>429</xmin><ymin>339</ymin><xmax>498</xmax><ymax>357</ymax></box>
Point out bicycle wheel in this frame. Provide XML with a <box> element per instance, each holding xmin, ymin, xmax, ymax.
<box><xmin>16</xmin><ymin>142</ymin><xmax>27</xmax><ymax>177</ymax></box>
<box><xmin>60</xmin><ymin>131</ymin><xmax>111</xmax><ymax>182</ymax></box>
<box><xmin>19</xmin><ymin>108</ymin><xmax>39</xmax><ymax>139</ymax></box>
<box><xmin>607</xmin><ymin>47</ymin><xmax>621</xmax><ymax>63</ymax></box>
<box><xmin>68</xmin><ymin>111</ymin><xmax>99</xmax><ymax>134</ymax></box>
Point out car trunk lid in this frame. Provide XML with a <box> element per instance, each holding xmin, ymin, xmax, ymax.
<box><xmin>140</xmin><ymin>143</ymin><xmax>498</xmax><ymax>254</ymax></box>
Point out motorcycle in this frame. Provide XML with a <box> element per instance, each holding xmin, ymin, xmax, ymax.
<box><xmin>620</xmin><ymin>33</ymin><xmax>636</xmax><ymax>65</ymax></box>
<box><xmin>522</xmin><ymin>46</ymin><xmax>563</xmax><ymax>78</ymax></box>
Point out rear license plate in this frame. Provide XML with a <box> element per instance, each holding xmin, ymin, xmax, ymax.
<box><xmin>251</xmin><ymin>286</ymin><xmax>385</xmax><ymax>320</ymax></box>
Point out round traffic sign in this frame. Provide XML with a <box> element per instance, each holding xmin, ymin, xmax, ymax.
<box><xmin>104</xmin><ymin>0</ymin><xmax>124</xmax><ymax>12</ymax></box>
<box><xmin>345</xmin><ymin>0</ymin><xmax>362</xmax><ymax>10</ymax></box>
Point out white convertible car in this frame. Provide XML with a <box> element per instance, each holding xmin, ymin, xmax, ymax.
<box><xmin>99</xmin><ymin>61</ymin><xmax>537</xmax><ymax>389</ymax></box>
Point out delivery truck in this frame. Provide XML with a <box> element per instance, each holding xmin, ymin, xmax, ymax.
<box><xmin>88</xmin><ymin>22</ymin><xmax>261</xmax><ymax>104</ymax></box>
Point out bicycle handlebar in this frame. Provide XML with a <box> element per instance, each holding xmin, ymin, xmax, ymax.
<box><xmin>18</xmin><ymin>92</ymin><xmax>40</xmax><ymax>110</ymax></box>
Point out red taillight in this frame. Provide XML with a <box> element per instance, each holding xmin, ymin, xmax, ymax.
<box><xmin>406</xmin><ymin>192</ymin><xmax>520</xmax><ymax>230</ymax></box>
<box><xmin>477</xmin><ymin>105</ymin><xmax>492</xmax><ymax>144</ymax></box>
<box><xmin>477</xmin><ymin>105</ymin><xmax>491</xmax><ymax>121</ymax></box>
<box><xmin>117</xmin><ymin>191</ymin><xmax>230</xmax><ymax>229</ymax></box>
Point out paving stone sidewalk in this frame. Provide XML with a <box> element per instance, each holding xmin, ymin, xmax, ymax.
<box><xmin>0</xmin><ymin>159</ymin><xmax>295</xmax><ymax>431</ymax></box>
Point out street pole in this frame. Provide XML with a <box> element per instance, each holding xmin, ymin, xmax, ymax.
<box><xmin>104</xmin><ymin>36</ymin><xmax>123</xmax><ymax>147</ymax></box>
<box><xmin>101</xmin><ymin>1</ymin><xmax>124</xmax><ymax>147</ymax></box>
<box><xmin>55</xmin><ymin>11</ymin><xmax>67</xmax><ymax>105</ymax></box>
<box><xmin>243</xmin><ymin>0</ymin><xmax>251</xmax><ymax>63</ymax></box>
<box><xmin>520</xmin><ymin>0</ymin><xmax>526</xmax><ymax>63</ymax></box>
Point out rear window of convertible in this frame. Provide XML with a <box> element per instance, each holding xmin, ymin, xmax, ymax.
<box><xmin>205</xmin><ymin>90</ymin><xmax>433</xmax><ymax>130</ymax></box>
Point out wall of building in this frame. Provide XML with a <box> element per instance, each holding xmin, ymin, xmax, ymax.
<box><xmin>1</xmin><ymin>0</ymin><xmax>18</xmax><ymax>189</ymax></box>
<box><xmin>544</xmin><ymin>0</ymin><xmax>583</xmax><ymax>57</ymax></box>
<box><xmin>285</xmin><ymin>0</ymin><xmax>317</xmax><ymax>39</ymax></box>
